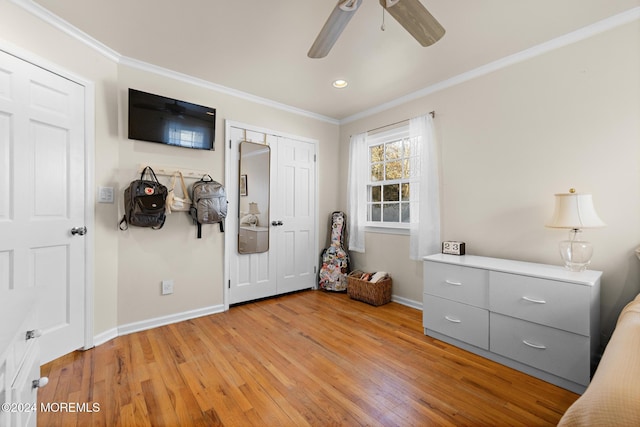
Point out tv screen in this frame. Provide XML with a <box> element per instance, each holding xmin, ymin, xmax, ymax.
<box><xmin>128</xmin><ymin>88</ymin><xmax>216</xmax><ymax>150</ymax></box>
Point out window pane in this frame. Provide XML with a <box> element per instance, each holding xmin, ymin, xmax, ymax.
<box><xmin>371</xmin><ymin>163</ymin><xmax>383</xmax><ymax>182</ymax></box>
<box><xmin>403</xmin><ymin>158</ymin><xmax>411</xmax><ymax>179</ymax></box>
<box><xmin>401</xmin><ymin>202</ymin><xmax>410</xmax><ymax>223</ymax></box>
<box><xmin>401</xmin><ymin>183</ymin><xmax>410</xmax><ymax>201</ymax></box>
<box><xmin>403</xmin><ymin>138</ymin><xmax>411</xmax><ymax>157</ymax></box>
<box><xmin>385</xmin><ymin>161</ymin><xmax>402</xmax><ymax>180</ymax></box>
<box><xmin>385</xmin><ymin>141</ymin><xmax>402</xmax><ymax>160</ymax></box>
<box><xmin>370</xmin><ymin>204</ymin><xmax>381</xmax><ymax>221</ymax></box>
<box><xmin>370</xmin><ymin>145</ymin><xmax>383</xmax><ymax>162</ymax></box>
<box><xmin>370</xmin><ymin>186</ymin><xmax>381</xmax><ymax>202</ymax></box>
<box><xmin>371</xmin><ymin>163</ymin><xmax>384</xmax><ymax>182</ymax></box>
<box><xmin>383</xmin><ymin>184</ymin><xmax>399</xmax><ymax>201</ymax></box>
<box><xmin>383</xmin><ymin>203</ymin><xmax>399</xmax><ymax>222</ymax></box>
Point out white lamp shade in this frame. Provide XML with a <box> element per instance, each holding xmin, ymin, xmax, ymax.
<box><xmin>545</xmin><ymin>192</ymin><xmax>606</xmax><ymax>229</ymax></box>
<box><xmin>248</xmin><ymin>202</ymin><xmax>261</xmax><ymax>215</ymax></box>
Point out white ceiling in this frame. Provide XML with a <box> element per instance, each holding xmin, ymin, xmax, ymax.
<box><xmin>31</xmin><ymin>0</ymin><xmax>639</xmax><ymax>122</ymax></box>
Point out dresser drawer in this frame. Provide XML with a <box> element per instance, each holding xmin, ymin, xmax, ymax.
<box><xmin>423</xmin><ymin>294</ymin><xmax>489</xmax><ymax>349</ymax></box>
<box><xmin>490</xmin><ymin>313</ymin><xmax>590</xmax><ymax>385</ymax></box>
<box><xmin>11</xmin><ymin>310</ymin><xmax>37</xmax><ymax>384</ymax></box>
<box><xmin>0</xmin><ymin>354</ymin><xmax>8</xmax><ymax>427</ymax></box>
<box><xmin>424</xmin><ymin>261</ymin><xmax>489</xmax><ymax>308</ymax></box>
<box><xmin>489</xmin><ymin>271</ymin><xmax>591</xmax><ymax>335</ymax></box>
<box><xmin>10</xmin><ymin>342</ymin><xmax>39</xmax><ymax>427</ymax></box>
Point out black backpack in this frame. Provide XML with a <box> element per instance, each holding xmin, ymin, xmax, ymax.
<box><xmin>119</xmin><ymin>166</ymin><xmax>168</xmax><ymax>230</ymax></box>
<box><xmin>189</xmin><ymin>175</ymin><xmax>227</xmax><ymax>238</ymax></box>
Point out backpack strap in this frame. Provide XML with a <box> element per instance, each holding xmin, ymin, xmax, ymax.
<box><xmin>177</xmin><ymin>172</ymin><xmax>191</xmax><ymax>204</ymax></box>
<box><xmin>141</xmin><ymin>166</ymin><xmax>161</xmax><ymax>183</ymax></box>
<box><xmin>119</xmin><ymin>215</ymin><xmax>128</xmax><ymax>230</ymax></box>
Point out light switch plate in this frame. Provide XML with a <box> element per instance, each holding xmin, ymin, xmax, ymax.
<box><xmin>98</xmin><ymin>186</ymin><xmax>114</xmax><ymax>203</ymax></box>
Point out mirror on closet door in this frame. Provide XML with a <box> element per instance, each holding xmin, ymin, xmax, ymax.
<box><xmin>238</xmin><ymin>141</ymin><xmax>270</xmax><ymax>254</ymax></box>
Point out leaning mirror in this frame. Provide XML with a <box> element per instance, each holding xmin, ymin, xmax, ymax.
<box><xmin>238</xmin><ymin>141</ymin><xmax>270</xmax><ymax>254</ymax></box>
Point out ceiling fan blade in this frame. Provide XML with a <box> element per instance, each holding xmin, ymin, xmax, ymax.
<box><xmin>308</xmin><ymin>0</ymin><xmax>363</xmax><ymax>58</ymax></box>
<box><xmin>379</xmin><ymin>0</ymin><xmax>445</xmax><ymax>47</ymax></box>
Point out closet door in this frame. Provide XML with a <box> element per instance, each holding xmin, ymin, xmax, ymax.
<box><xmin>226</xmin><ymin>124</ymin><xmax>317</xmax><ymax>305</ymax></box>
<box><xmin>228</xmin><ymin>128</ymin><xmax>277</xmax><ymax>304</ymax></box>
<box><xmin>272</xmin><ymin>137</ymin><xmax>316</xmax><ymax>294</ymax></box>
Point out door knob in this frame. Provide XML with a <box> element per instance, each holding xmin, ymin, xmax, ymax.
<box><xmin>25</xmin><ymin>329</ymin><xmax>42</xmax><ymax>340</ymax></box>
<box><xmin>71</xmin><ymin>226</ymin><xmax>87</xmax><ymax>236</ymax></box>
<box><xmin>271</xmin><ymin>220</ymin><xmax>283</xmax><ymax>226</ymax></box>
<box><xmin>32</xmin><ymin>377</ymin><xmax>49</xmax><ymax>389</ymax></box>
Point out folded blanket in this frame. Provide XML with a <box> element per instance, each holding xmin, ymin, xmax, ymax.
<box><xmin>558</xmin><ymin>294</ymin><xmax>640</xmax><ymax>426</ymax></box>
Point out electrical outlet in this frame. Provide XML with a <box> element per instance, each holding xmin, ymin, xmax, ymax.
<box><xmin>161</xmin><ymin>279</ymin><xmax>174</xmax><ymax>295</ymax></box>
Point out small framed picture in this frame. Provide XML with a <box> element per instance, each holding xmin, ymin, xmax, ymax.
<box><xmin>240</xmin><ymin>174</ymin><xmax>248</xmax><ymax>196</ymax></box>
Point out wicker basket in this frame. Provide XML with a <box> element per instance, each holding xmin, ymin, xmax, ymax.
<box><xmin>347</xmin><ymin>273</ymin><xmax>392</xmax><ymax>306</ymax></box>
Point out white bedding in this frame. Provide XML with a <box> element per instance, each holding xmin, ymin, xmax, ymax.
<box><xmin>558</xmin><ymin>294</ymin><xmax>640</xmax><ymax>426</ymax></box>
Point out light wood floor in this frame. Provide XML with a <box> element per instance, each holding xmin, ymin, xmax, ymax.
<box><xmin>39</xmin><ymin>290</ymin><xmax>579</xmax><ymax>426</ymax></box>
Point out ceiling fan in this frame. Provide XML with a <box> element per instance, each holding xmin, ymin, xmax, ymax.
<box><xmin>308</xmin><ymin>0</ymin><xmax>445</xmax><ymax>58</ymax></box>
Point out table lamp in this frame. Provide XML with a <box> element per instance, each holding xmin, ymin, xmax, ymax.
<box><xmin>545</xmin><ymin>188</ymin><xmax>606</xmax><ymax>272</ymax></box>
<box><xmin>247</xmin><ymin>202</ymin><xmax>260</xmax><ymax>227</ymax></box>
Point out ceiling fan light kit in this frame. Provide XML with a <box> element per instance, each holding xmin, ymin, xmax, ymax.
<box><xmin>308</xmin><ymin>0</ymin><xmax>445</xmax><ymax>59</ymax></box>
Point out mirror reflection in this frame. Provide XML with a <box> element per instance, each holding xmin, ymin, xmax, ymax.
<box><xmin>238</xmin><ymin>141</ymin><xmax>270</xmax><ymax>254</ymax></box>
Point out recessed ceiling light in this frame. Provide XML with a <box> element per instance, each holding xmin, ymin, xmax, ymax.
<box><xmin>332</xmin><ymin>79</ymin><xmax>348</xmax><ymax>88</ymax></box>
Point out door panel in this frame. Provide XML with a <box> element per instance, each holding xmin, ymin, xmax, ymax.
<box><xmin>275</xmin><ymin>137</ymin><xmax>316</xmax><ymax>294</ymax></box>
<box><xmin>228</xmin><ymin>127</ymin><xmax>277</xmax><ymax>304</ymax></box>
<box><xmin>227</xmin><ymin>126</ymin><xmax>316</xmax><ymax>303</ymax></box>
<box><xmin>0</xmin><ymin>50</ymin><xmax>85</xmax><ymax>363</ymax></box>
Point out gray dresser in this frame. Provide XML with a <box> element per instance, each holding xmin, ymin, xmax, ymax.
<box><xmin>423</xmin><ymin>254</ymin><xmax>601</xmax><ymax>394</ymax></box>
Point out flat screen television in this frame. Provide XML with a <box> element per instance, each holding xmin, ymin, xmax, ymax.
<box><xmin>128</xmin><ymin>88</ymin><xmax>216</xmax><ymax>150</ymax></box>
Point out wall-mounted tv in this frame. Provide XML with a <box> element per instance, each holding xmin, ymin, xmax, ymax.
<box><xmin>128</xmin><ymin>88</ymin><xmax>216</xmax><ymax>150</ymax></box>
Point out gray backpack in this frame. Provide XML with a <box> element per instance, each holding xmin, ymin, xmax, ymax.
<box><xmin>189</xmin><ymin>175</ymin><xmax>227</xmax><ymax>238</ymax></box>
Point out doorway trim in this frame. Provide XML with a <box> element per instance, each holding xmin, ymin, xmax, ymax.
<box><xmin>0</xmin><ymin>40</ymin><xmax>96</xmax><ymax>351</ymax></box>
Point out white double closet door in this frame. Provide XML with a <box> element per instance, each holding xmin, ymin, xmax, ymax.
<box><xmin>226</xmin><ymin>122</ymin><xmax>317</xmax><ymax>305</ymax></box>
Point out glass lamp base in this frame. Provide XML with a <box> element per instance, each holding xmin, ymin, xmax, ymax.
<box><xmin>558</xmin><ymin>229</ymin><xmax>593</xmax><ymax>272</ymax></box>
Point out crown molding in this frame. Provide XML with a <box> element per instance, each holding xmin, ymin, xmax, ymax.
<box><xmin>10</xmin><ymin>0</ymin><xmax>340</xmax><ymax>125</ymax></box>
<box><xmin>10</xmin><ymin>0</ymin><xmax>121</xmax><ymax>62</ymax></box>
<box><xmin>11</xmin><ymin>1</ymin><xmax>638</xmax><ymax>127</ymax></box>
<box><xmin>340</xmin><ymin>6</ymin><xmax>640</xmax><ymax>125</ymax></box>
<box><xmin>119</xmin><ymin>56</ymin><xmax>340</xmax><ymax>125</ymax></box>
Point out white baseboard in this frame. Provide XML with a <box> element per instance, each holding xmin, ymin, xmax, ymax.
<box><xmin>91</xmin><ymin>304</ymin><xmax>226</xmax><ymax>347</ymax></box>
<box><xmin>391</xmin><ymin>295</ymin><xmax>423</xmax><ymax>311</ymax></box>
<box><xmin>91</xmin><ymin>327</ymin><xmax>118</xmax><ymax>348</ymax></box>
<box><xmin>91</xmin><ymin>297</ymin><xmax>418</xmax><ymax>350</ymax></box>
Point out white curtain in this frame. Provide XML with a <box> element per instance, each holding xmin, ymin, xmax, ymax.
<box><xmin>409</xmin><ymin>114</ymin><xmax>441</xmax><ymax>260</ymax></box>
<box><xmin>347</xmin><ymin>132</ymin><xmax>368</xmax><ymax>252</ymax></box>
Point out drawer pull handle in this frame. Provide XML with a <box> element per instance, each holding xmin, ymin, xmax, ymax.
<box><xmin>445</xmin><ymin>280</ymin><xmax>462</xmax><ymax>286</ymax></box>
<box><xmin>444</xmin><ymin>315</ymin><xmax>461</xmax><ymax>323</ymax></box>
<box><xmin>522</xmin><ymin>340</ymin><xmax>546</xmax><ymax>350</ymax></box>
<box><xmin>522</xmin><ymin>296</ymin><xmax>546</xmax><ymax>304</ymax></box>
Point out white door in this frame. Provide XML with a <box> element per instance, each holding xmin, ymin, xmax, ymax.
<box><xmin>228</xmin><ymin>127</ymin><xmax>277</xmax><ymax>303</ymax></box>
<box><xmin>272</xmin><ymin>137</ymin><xmax>316</xmax><ymax>294</ymax></box>
<box><xmin>226</xmin><ymin>123</ymin><xmax>317</xmax><ymax>304</ymax></box>
<box><xmin>0</xmin><ymin>50</ymin><xmax>86</xmax><ymax>363</ymax></box>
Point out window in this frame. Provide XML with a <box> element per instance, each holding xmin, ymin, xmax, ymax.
<box><xmin>366</xmin><ymin>125</ymin><xmax>416</xmax><ymax>228</ymax></box>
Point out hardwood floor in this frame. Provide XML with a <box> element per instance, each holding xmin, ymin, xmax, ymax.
<box><xmin>38</xmin><ymin>290</ymin><xmax>579</xmax><ymax>426</ymax></box>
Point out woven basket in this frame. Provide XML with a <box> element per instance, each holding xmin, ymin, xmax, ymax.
<box><xmin>347</xmin><ymin>274</ymin><xmax>392</xmax><ymax>306</ymax></box>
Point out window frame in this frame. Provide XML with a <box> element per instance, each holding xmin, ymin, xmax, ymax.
<box><xmin>364</xmin><ymin>124</ymin><xmax>415</xmax><ymax>233</ymax></box>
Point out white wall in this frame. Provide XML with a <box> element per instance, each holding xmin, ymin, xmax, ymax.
<box><xmin>339</xmin><ymin>20</ymin><xmax>640</xmax><ymax>341</ymax></box>
<box><xmin>114</xmin><ymin>66</ymin><xmax>338</xmax><ymax>326</ymax></box>
<box><xmin>0</xmin><ymin>0</ymin><xmax>340</xmax><ymax>338</ymax></box>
